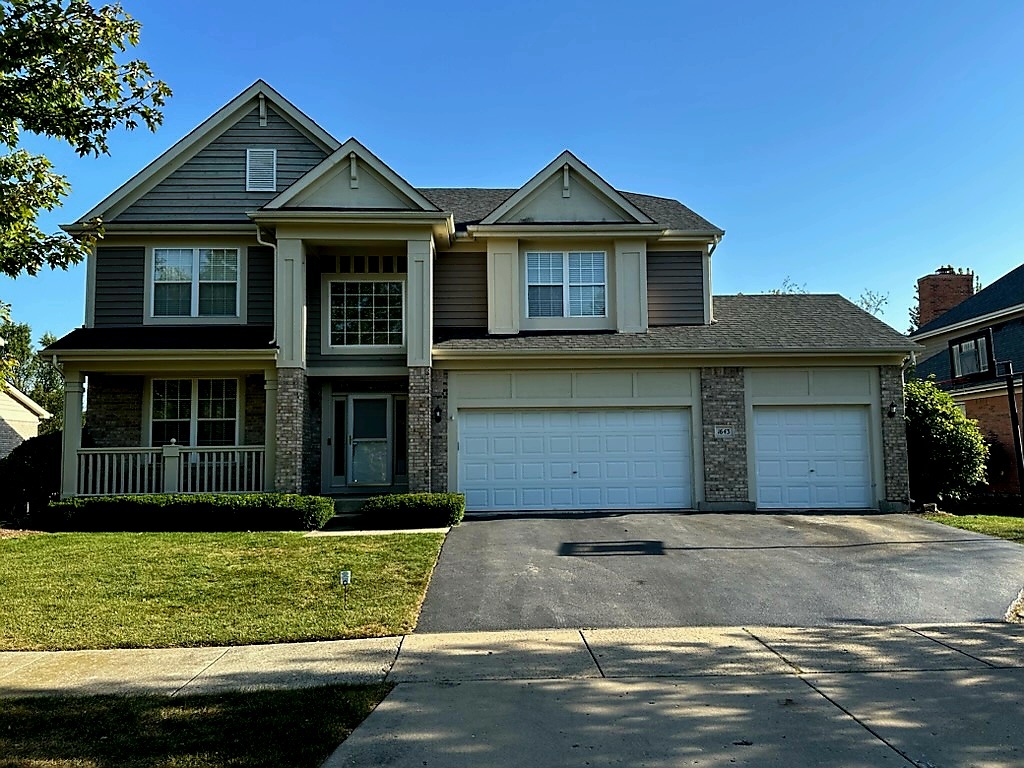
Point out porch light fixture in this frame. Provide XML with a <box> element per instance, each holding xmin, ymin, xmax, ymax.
<box><xmin>432</xmin><ymin>406</ymin><xmax>443</xmax><ymax>423</ymax></box>
<box><xmin>887</xmin><ymin>401</ymin><xmax>899</xmax><ymax>418</ymax></box>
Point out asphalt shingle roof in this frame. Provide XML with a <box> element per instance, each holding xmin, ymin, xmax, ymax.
<box><xmin>435</xmin><ymin>294</ymin><xmax>918</xmax><ymax>355</ymax></box>
<box><xmin>914</xmin><ymin>263</ymin><xmax>1024</xmax><ymax>336</ymax></box>
<box><xmin>417</xmin><ymin>188</ymin><xmax>722</xmax><ymax>233</ymax></box>
<box><xmin>914</xmin><ymin>316</ymin><xmax>1024</xmax><ymax>389</ymax></box>
<box><xmin>46</xmin><ymin>326</ymin><xmax>275</xmax><ymax>352</ymax></box>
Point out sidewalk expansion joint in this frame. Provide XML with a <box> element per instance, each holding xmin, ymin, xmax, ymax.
<box><xmin>170</xmin><ymin>647</ymin><xmax>231</xmax><ymax>697</ymax></box>
<box><xmin>384</xmin><ymin>635</ymin><xmax>406</xmax><ymax>683</ymax></box>
<box><xmin>578</xmin><ymin>630</ymin><xmax>606</xmax><ymax>678</ymax></box>
<box><xmin>741</xmin><ymin>628</ymin><xmax>804</xmax><ymax>674</ymax></box>
<box><xmin>901</xmin><ymin>625</ymin><xmax>998</xmax><ymax>669</ymax></box>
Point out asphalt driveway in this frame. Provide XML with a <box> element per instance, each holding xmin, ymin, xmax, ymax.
<box><xmin>416</xmin><ymin>513</ymin><xmax>1024</xmax><ymax>632</ymax></box>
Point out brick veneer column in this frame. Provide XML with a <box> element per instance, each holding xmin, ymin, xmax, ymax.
<box><xmin>408</xmin><ymin>366</ymin><xmax>432</xmax><ymax>492</ymax></box>
<box><xmin>880</xmin><ymin>365</ymin><xmax>911</xmax><ymax>510</ymax></box>
<box><xmin>430</xmin><ymin>368</ymin><xmax>449</xmax><ymax>492</ymax></box>
<box><xmin>275</xmin><ymin>368</ymin><xmax>308</xmax><ymax>493</ymax></box>
<box><xmin>700</xmin><ymin>367</ymin><xmax>751</xmax><ymax>509</ymax></box>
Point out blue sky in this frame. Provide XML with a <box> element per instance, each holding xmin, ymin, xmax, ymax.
<box><xmin>4</xmin><ymin>0</ymin><xmax>1024</xmax><ymax>340</ymax></box>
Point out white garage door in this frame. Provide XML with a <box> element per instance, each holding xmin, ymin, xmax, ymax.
<box><xmin>459</xmin><ymin>409</ymin><xmax>692</xmax><ymax>512</ymax></box>
<box><xmin>754</xmin><ymin>406</ymin><xmax>873</xmax><ymax>509</ymax></box>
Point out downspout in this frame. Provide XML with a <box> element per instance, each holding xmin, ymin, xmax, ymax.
<box><xmin>255</xmin><ymin>226</ymin><xmax>278</xmax><ymax>348</ymax></box>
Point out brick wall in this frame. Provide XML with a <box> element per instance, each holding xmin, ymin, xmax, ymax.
<box><xmin>700</xmin><ymin>367</ymin><xmax>749</xmax><ymax>505</ymax></box>
<box><xmin>966</xmin><ymin>390</ymin><xmax>1023</xmax><ymax>493</ymax></box>
<box><xmin>275</xmin><ymin>368</ymin><xmax>308</xmax><ymax>493</ymax></box>
<box><xmin>305</xmin><ymin>381</ymin><xmax>322</xmax><ymax>493</ymax></box>
<box><xmin>430</xmin><ymin>368</ymin><xmax>448</xmax><ymax>492</ymax></box>
<box><xmin>408</xmin><ymin>366</ymin><xmax>432</xmax><ymax>492</ymax></box>
<box><xmin>243</xmin><ymin>373</ymin><xmax>265</xmax><ymax>446</ymax></box>
<box><xmin>917</xmin><ymin>269</ymin><xmax>974</xmax><ymax>327</ymax></box>
<box><xmin>880</xmin><ymin>365</ymin><xmax>911</xmax><ymax>508</ymax></box>
<box><xmin>85</xmin><ymin>374</ymin><xmax>144</xmax><ymax>447</ymax></box>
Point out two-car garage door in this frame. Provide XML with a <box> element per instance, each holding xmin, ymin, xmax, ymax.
<box><xmin>459</xmin><ymin>409</ymin><xmax>692</xmax><ymax>511</ymax></box>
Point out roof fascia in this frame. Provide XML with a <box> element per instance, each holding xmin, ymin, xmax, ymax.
<box><xmin>2</xmin><ymin>383</ymin><xmax>51</xmax><ymax>418</ymax></box>
<box><xmin>45</xmin><ymin>349</ymin><xmax>277</xmax><ymax>365</ymax></box>
<box><xmin>75</xmin><ymin>80</ymin><xmax>341</xmax><ymax>224</ymax></box>
<box><xmin>912</xmin><ymin>302</ymin><xmax>1024</xmax><ymax>341</ymax></box>
<box><xmin>263</xmin><ymin>137</ymin><xmax>440</xmax><ymax>212</ymax></box>
<box><xmin>431</xmin><ymin>348</ymin><xmax>915</xmax><ymax>362</ymax></box>
<box><xmin>479</xmin><ymin>150</ymin><xmax>656</xmax><ymax>225</ymax></box>
<box><xmin>467</xmin><ymin>224</ymin><xmax>664</xmax><ymax>239</ymax></box>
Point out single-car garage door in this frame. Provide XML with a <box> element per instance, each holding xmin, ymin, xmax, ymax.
<box><xmin>754</xmin><ymin>406</ymin><xmax>872</xmax><ymax>509</ymax></box>
<box><xmin>459</xmin><ymin>408</ymin><xmax>692</xmax><ymax>511</ymax></box>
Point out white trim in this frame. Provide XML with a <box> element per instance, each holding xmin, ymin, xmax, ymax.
<box><xmin>2</xmin><ymin>383</ymin><xmax>51</xmax><ymax>419</ymax></box>
<box><xmin>246</xmin><ymin>148</ymin><xmax>277</xmax><ymax>192</ymax></box>
<box><xmin>75</xmin><ymin>80</ymin><xmax>339</xmax><ymax>224</ymax></box>
<box><xmin>145</xmin><ymin>245</ymin><xmax>246</xmax><ymax>324</ymax></box>
<box><xmin>479</xmin><ymin>150</ymin><xmax>655</xmax><ymax>225</ymax></box>
<box><xmin>263</xmin><ymin>137</ymin><xmax>440</xmax><ymax>211</ymax></box>
<box><xmin>320</xmin><ymin>273</ymin><xmax>407</xmax><ymax>355</ymax></box>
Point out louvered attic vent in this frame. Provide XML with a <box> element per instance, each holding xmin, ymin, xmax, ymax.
<box><xmin>246</xmin><ymin>148</ymin><xmax>277</xmax><ymax>192</ymax></box>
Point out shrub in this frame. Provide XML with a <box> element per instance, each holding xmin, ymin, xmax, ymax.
<box><xmin>46</xmin><ymin>493</ymin><xmax>336</xmax><ymax>532</ymax></box>
<box><xmin>0</xmin><ymin>431</ymin><xmax>62</xmax><ymax>528</ymax></box>
<box><xmin>905</xmin><ymin>376</ymin><xmax>989</xmax><ymax>503</ymax></box>
<box><xmin>360</xmin><ymin>492</ymin><xmax>465</xmax><ymax>528</ymax></box>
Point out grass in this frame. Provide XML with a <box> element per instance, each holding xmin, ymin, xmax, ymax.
<box><xmin>922</xmin><ymin>513</ymin><xmax>1024</xmax><ymax>544</ymax></box>
<box><xmin>0</xmin><ymin>531</ymin><xmax>444</xmax><ymax>651</ymax></box>
<box><xmin>0</xmin><ymin>684</ymin><xmax>390</xmax><ymax>768</ymax></box>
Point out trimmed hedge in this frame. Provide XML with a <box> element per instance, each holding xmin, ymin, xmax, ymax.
<box><xmin>46</xmin><ymin>493</ymin><xmax>336</xmax><ymax>532</ymax></box>
<box><xmin>360</xmin><ymin>493</ymin><xmax>465</xmax><ymax>529</ymax></box>
<box><xmin>0</xmin><ymin>432</ymin><xmax>62</xmax><ymax>528</ymax></box>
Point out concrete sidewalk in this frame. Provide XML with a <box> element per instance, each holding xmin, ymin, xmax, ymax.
<box><xmin>3</xmin><ymin>624</ymin><xmax>1023</xmax><ymax>766</ymax></box>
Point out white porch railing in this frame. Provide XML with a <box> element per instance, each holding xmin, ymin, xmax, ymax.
<box><xmin>77</xmin><ymin>445</ymin><xmax>266</xmax><ymax>496</ymax></box>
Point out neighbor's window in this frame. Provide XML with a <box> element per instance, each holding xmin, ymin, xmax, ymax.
<box><xmin>328</xmin><ymin>280</ymin><xmax>405</xmax><ymax>347</ymax></box>
<box><xmin>152</xmin><ymin>378</ymin><xmax>238</xmax><ymax>446</ymax></box>
<box><xmin>526</xmin><ymin>251</ymin><xmax>606</xmax><ymax>318</ymax></box>
<box><xmin>153</xmin><ymin>248</ymin><xmax>239</xmax><ymax>318</ymax></box>
<box><xmin>951</xmin><ymin>336</ymin><xmax>989</xmax><ymax>378</ymax></box>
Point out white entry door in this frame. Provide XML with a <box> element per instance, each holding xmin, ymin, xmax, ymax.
<box><xmin>754</xmin><ymin>406</ymin><xmax>873</xmax><ymax>509</ymax></box>
<box><xmin>458</xmin><ymin>408</ymin><xmax>692</xmax><ymax>512</ymax></box>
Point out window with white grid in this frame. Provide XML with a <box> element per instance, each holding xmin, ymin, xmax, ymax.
<box><xmin>328</xmin><ymin>280</ymin><xmax>405</xmax><ymax>347</ymax></box>
<box><xmin>526</xmin><ymin>251</ymin><xmax>606</xmax><ymax>318</ymax></box>
<box><xmin>151</xmin><ymin>378</ymin><xmax>237</xmax><ymax>446</ymax></box>
<box><xmin>152</xmin><ymin>248</ymin><xmax>239</xmax><ymax>318</ymax></box>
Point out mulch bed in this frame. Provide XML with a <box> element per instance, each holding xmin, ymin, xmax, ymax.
<box><xmin>0</xmin><ymin>529</ymin><xmax>43</xmax><ymax>540</ymax></box>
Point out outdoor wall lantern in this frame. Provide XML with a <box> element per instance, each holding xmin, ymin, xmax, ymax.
<box><xmin>888</xmin><ymin>401</ymin><xmax>899</xmax><ymax>418</ymax></box>
<box><xmin>432</xmin><ymin>406</ymin><xmax>444</xmax><ymax>423</ymax></box>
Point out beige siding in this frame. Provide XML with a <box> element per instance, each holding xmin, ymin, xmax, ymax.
<box><xmin>0</xmin><ymin>391</ymin><xmax>41</xmax><ymax>458</ymax></box>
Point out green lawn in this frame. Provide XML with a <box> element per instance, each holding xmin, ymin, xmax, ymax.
<box><xmin>923</xmin><ymin>514</ymin><xmax>1024</xmax><ymax>544</ymax></box>
<box><xmin>0</xmin><ymin>684</ymin><xmax>390</xmax><ymax>768</ymax></box>
<box><xmin>0</xmin><ymin>531</ymin><xmax>444</xmax><ymax>651</ymax></box>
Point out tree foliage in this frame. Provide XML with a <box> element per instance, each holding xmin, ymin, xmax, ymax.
<box><xmin>905</xmin><ymin>376</ymin><xmax>988</xmax><ymax>503</ymax></box>
<box><xmin>0</xmin><ymin>1</ymin><xmax>170</xmax><ymax>278</ymax></box>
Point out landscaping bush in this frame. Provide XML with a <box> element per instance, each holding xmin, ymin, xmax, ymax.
<box><xmin>46</xmin><ymin>493</ymin><xmax>336</xmax><ymax>532</ymax></box>
<box><xmin>0</xmin><ymin>431</ymin><xmax>62</xmax><ymax>528</ymax></box>
<box><xmin>359</xmin><ymin>492</ymin><xmax>465</xmax><ymax>528</ymax></box>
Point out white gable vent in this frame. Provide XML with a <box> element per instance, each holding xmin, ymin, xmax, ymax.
<box><xmin>246</xmin><ymin>148</ymin><xmax>277</xmax><ymax>192</ymax></box>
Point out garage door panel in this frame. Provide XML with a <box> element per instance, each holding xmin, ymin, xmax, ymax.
<box><xmin>459</xmin><ymin>408</ymin><xmax>692</xmax><ymax>511</ymax></box>
<box><xmin>755</xmin><ymin>406</ymin><xmax>872</xmax><ymax>510</ymax></box>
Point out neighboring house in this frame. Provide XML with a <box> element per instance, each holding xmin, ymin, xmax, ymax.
<box><xmin>911</xmin><ymin>265</ymin><xmax>1024</xmax><ymax>493</ymax></box>
<box><xmin>45</xmin><ymin>80</ymin><xmax>916</xmax><ymax>512</ymax></box>
<box><xmin>0</xmin><ymin>383</ymin><xmax>50</xmax><ymax>459</ymax></box>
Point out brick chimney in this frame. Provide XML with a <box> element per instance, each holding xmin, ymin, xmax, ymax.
<box><xmin>917</xmin><ymin>266</ymin><xmax>975</xmax><ymax>327</ymax></box>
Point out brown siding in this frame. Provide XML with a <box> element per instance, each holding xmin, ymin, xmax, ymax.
<box><xmin>646</xmin><ymin>251</ymin><xmax>704</xmax><ymax>325</ymax></box>
<box><xmin>434</xmin><ymin>252</ymin><xmax>487</xmax><ymax>328</ymax></box>
<box><xmin>94</xmin><ymin>246</ymin><xmax>145</xmax><ymax>326</ymax></box>
<box><xmin>113</xmin><ymin>105</ymin><xmax>328</xmax><ymax>223</ymax></box>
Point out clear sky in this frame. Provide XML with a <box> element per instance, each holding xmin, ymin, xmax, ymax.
<box><xmin>4</xmin><ymin>0</ymin><xmax>1024</xmax><ymax>341</ymax></box>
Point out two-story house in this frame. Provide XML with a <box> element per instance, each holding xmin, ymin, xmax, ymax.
<box><xmin>46</xmin><ymin>81</ymin><xmax>916</xmax><ymax>512</ymax></box>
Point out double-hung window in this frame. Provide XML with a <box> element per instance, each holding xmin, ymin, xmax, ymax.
<box><xmin>153</xmin><ymin>248</ymin><xmax>239</xmax><ymax>318</ymax></box>
<box><xmin>951</xmin><ymin>335</ymin><xmax>990</xmax><ymax>378</ymax></box>
<box><xmin>327</xmin><ymin>279</ymin><xmax>405</xmax><ymax>347</ymax></box>
<box><xmin>526</xmin><ymin>251</ymin><xmax>606</xmax><ymax>318</ymax></box>
<box><xmin>152</xmin><ymin>378</ymin><xmax>238</xmax><ymax>446</ymax></box>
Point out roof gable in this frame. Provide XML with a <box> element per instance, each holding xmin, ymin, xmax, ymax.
<box><xmin>479</xmin><ymin>151</ymin><xmax>655</xmax><ymax>225</ymax></box>
<box><xmin>263</xmin><ymin>138</ymin><xmax>439</xmax><ymax>212</ymax></box>
<box><xmin>76</xmin><ymin>80</ymin><xmax>340</xmax><ymax>224</ymax></box>
<box><xmin>2</xmin><ymin>383</ymin><xmax>51</xmax><ymax>419</ymax></box>
<box><xmin>914</xmin><ymin>263</ymin><xmax>1024</xmax><ymax>336</ymax></box>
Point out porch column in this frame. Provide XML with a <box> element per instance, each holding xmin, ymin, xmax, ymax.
<box><xmin>408</xmin><ymin>366</ymin><xmax>432</xmax><ymax>492</ymax></box>
<box><xmin>263</xmin><ymin>369</ymin><xmax>278</xmax><ymax>491</ymax></box>
<box><xmin>61</xmin><ymin>369</ymin><xmax>84</xmax><ymax>497</ymax></box>
<box><xmin>274</xmin><ymin>368</ymin><xmax>308</xmax><ymax>493</ymax></box>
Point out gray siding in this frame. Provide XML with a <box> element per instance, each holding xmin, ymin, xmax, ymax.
<box><xmin>434</xmin><ymin>252</ymin><xmax>487</xmax><ymax>328</ymax></box>
<box><xmin>114</xmin><ymin>105</ymin><xmax>328</xmax><ymax>222</ymax></box>
<box><xmin>646</xmin><ymin>251</ymin><xmax>704</xmax><ymax>325</ymax></box>
<box><xmin>247</xmin><ymin>246</ymin><xmax>274</xmax><ymax>325</ymax></box>
<box><xmin>94</xmin><ymin>246</ymin><xmax>145</xmax><ymax>326</ymax></box>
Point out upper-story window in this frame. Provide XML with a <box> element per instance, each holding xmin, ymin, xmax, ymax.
<box><xmin>246</xmin><ymin>148</ymin><xmax>277</xmax><ymax>191</ymax></box>
<box><xmin>526</xmin><ymin>251</ymin><xmax>606</xmax><ymax>318</ymax></box>
<box><xmin>153</xmin><ymin>248</ymin><xmax>239</xmax><ymax>318</ymax></box>
<box><xmin>327</xmin><ymin>278</ymin><xmax>405</xmax><ymax>348</ymax></box>
<box><xmin>950</xmin><ymin>335</ymin><xmax>990</xmax><ymax>378</ymax></box>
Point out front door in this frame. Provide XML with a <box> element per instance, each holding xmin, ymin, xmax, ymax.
<box><xmin>348</xmin><ymin>395</ymin><xmax>391</xmax><ymax>486</ymax></box>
